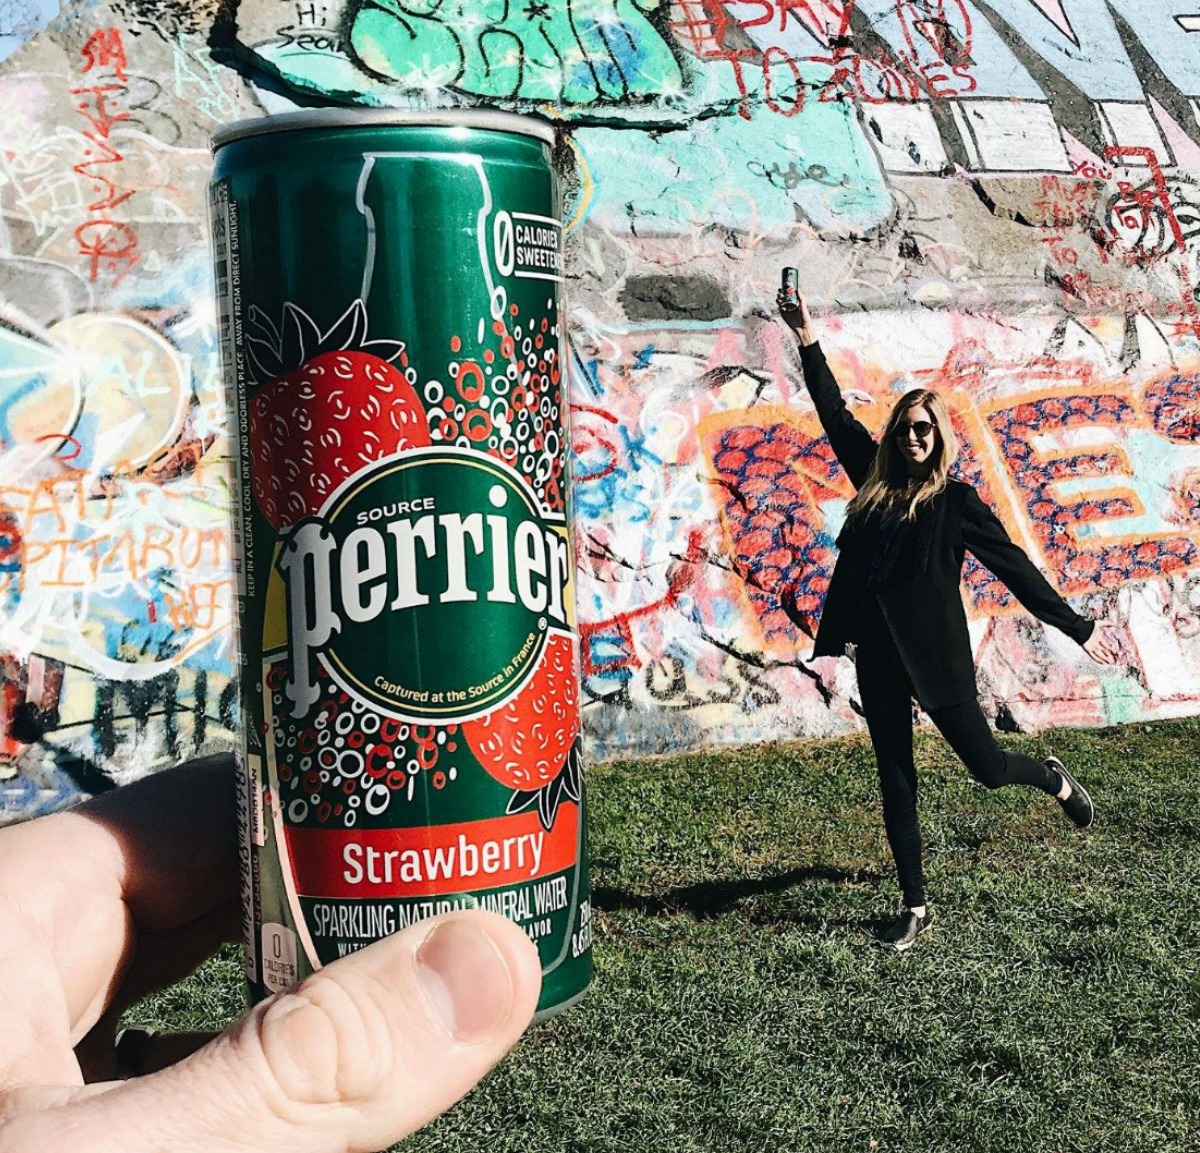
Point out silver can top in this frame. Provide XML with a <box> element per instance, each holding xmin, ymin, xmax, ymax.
<box><xmin>211</xmin><ymin>107</ymin><xmax>558</xmax><ymax>152</ymax></box>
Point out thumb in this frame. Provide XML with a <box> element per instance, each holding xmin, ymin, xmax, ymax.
<box><xmin>8</xmin><ymin>911</ymin><xmax>542</xmax><ymax>1153</ymax></box>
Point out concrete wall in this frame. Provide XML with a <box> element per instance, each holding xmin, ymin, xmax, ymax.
<box><xmin>1</xmin><ymin>0</ymin><xmax>1198</xmax><ymax>820</ymax></box>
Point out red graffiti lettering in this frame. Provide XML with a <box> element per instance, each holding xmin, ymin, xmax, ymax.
<box><xmin>74</xmin><ymin>220</ymin><xmax>139</xmax><ymax>285</ymax></box>
<box><xmin>72</xmin><ymin>30</ymin><xmax>138</xmax><ymax>283</ymax></box>
<box><xmin>777</xmin><ymin>0</ymin><xmax>855</xmax><ymax>45</ymax></box>
<box><xmin>70</xmin><ymin>84</ymin><xmax>130</xmax><ymax>138</ymax></box>
<box><xmin>671</xmin><ymin>0</ymin><xmax>759</xmax><ymax>119</ymax></box>
<box><xmin>1105</xmin><ymin>147</ymin><xmax>1200</xmax><ymax>343</ymax></box>
<box><xmin>763</xmin><ymin>45</ymin><xmax>804</xmax><ymax>115</ymax></box>
<box><xmin>725</xmin><ymin>0</ymin><xmax>777</xmax><ymax>30</ymax></box>
<box><xmin>80</xmin><ymin>27</ymin><xmax>128</xmax><ymax>82</ymax></box>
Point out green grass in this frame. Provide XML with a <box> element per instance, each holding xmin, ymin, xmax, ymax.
<box><xmin>128</xmin><ymin>719</ymin><xmax>1200</xmax><ymax>1152</ymax></box>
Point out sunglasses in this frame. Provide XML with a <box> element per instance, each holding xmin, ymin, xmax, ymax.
<box><xmin>893</xmin><ymin>420</ymin><xmax>934</xmax><ymax>441</ymax></box>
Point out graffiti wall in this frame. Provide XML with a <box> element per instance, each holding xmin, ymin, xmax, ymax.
<box><xmin>1</xmin><ymin>0</ymin><xmax>1198</xmax><ymax>819</ymax></box>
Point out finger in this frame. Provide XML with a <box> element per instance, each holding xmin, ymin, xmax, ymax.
<box><xmin>74</xmin><ymin>1022</ymin><xmax>216</xmax><ymax>1084</ymax></box>
<box><xmin>72</xmin><ymin>755</ymin><xmax>239</xmax><ymax>932</ymax></box>
<box><xmin>111</xmin><ymin>900</ymin><xmax>241</xmax><ymax>1014</ymax></box>
<box><xmin>75</xmin><ymin>1023</ymin><xmax>216</xmax><ymax>1084</ymax></box>
<box><xmin>0</xmin><ymin>759</ymin><xmax>240</xmax><ymax>1050</ymax></box>
<box><xmin>0</xmin><ymin>942</ymin><xmax>83</xmax><ymax>1090</ymax></box>
<box><xmin>4</xmin><ymin>1029</ymin><xmax>220</xmax><ymax>1119</ymax></box>
<box><xmin>120</xmin><ymin>1030</ymin><xmax>220</xmax><ymax>1078</ymax></box>
<box><xmin>4</xmin><ymin>911</ymin><xmax>542</xmax><ymax>1153</ymax></box>
<box><xmin>73</xmin><ymin>900</ymin><xmax>240</xmax><ymax>1082</ymax></box>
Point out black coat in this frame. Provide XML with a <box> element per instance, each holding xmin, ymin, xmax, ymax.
<box><xmin>800</xmin><ymin>342</ymin><xmax>1094</xmax><ymax>710</ymax></box>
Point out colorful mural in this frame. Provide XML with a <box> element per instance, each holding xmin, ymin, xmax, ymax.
<box><xmin>1</xmin><ymin>0</ymin><xmax>1198</xmax><ymax>819</ymax></box>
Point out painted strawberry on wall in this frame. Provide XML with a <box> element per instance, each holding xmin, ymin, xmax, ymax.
<box><xmin>245</xmin><ymin>299</ymin><xmax>430</xmax><ymax>529</ymax></box>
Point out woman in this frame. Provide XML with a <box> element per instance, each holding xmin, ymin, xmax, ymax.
<box><xmin>778</xmin><ymin>289</ymin><xmax>1121</xmax><ymax>951</ymax></box>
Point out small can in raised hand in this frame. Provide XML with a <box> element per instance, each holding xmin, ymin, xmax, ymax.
<box><xmin>780</xmin><ymin>266</ymin><xmax>800</xmax><ymax>311</ymax></box>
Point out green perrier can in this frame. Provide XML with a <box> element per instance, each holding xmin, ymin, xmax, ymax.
<box><xmin>209</xmin><ymin>109</ymin><xmax>591</xmax><ymax>1019</ymax></box>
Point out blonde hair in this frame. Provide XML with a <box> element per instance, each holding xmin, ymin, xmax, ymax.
<box><xmin>846</xmin><ymin>389</ymin><xmax>959</xmax><ymax>523</ymax></box>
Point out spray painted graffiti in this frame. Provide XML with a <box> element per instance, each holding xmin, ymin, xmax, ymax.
<box><xmin>0</xmin><ymin>302</ymin><xmax>238</xmax><ymax>818</ymax></box>
<box><xmin>347</xmin><ymin>0</ymin><xmax>683</xmax><ymax>104</ymax></box>
<box><xmin>0</xmin><ymin>7</ymin><xmax>261</xmax><ymax>819</ymax></box>
<box><xmin>0</xmin><ymin>0</ymin><xmax>1199</xmax><ymax>821</ymax></box>
<box><xmin>569</xmin><ymin>311</ymin><xmax>1200</xmax><ymax>752</ymax></box>
<box><xmin>71</xmin><ymin>27</ymin><xmax>141</xmax><ymax>284</ymax></box>
<box><xmin>229</xmin><ymin>0</ymin><xmax>1200</xmax><ymax>170</ymax></box>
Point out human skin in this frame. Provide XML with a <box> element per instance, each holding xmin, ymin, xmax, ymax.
<box><xmin>0</xmin><ymin>756</ymin><xmax>542</xmax><ymax>1153</ymax></box>
<box><xmin>894</xmin><ymin>403</ymin><xmax>937</xmax><ymax>472</ymax></box>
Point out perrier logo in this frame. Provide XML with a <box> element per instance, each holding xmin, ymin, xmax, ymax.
<box><xmin>278</xmin><ymin>447</ymin><xmax>570</xmax><ymax>723</ymax></box>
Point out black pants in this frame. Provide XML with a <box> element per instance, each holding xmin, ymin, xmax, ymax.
<box><xmin>855</xmin><ymin>627</ymin><xmax>1059</xmax><ymax>909</ymax></box>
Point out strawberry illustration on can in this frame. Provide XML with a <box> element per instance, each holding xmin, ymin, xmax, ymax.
<box><xmin>211</xmin><ymin>110</ymin><xmax>590</xmax><ymax>1019</ymax></box>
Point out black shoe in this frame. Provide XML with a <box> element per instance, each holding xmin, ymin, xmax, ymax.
<box><xmin>879</xmin><ymin>908</ymin><xmax>932</xmax><ymax>952</ymax></box>
<box><xmin>1046</xmin><ymin>756</ymin><xmax>1094</xmax><ymax>828</ymax></box>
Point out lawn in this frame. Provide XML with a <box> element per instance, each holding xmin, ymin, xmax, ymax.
<box><xmin>129</xmin><ymin>718</ymin><xmax>1200</xmax><ymax>1152</ymax></box>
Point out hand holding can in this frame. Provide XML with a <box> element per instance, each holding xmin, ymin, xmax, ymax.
<box><xmin>776</xmin><ymin>270</ymin><xmax>816</xmax><ymax>343</ymax></box>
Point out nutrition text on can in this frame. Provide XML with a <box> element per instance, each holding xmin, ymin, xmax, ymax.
<box><xmin>209</xmin><ymin>109</ymin><xmax>591</xmax><ymax>1019</ymax></box>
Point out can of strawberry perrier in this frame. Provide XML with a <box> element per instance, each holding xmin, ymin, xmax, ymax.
<box><xmin>209</xmin><ymin>109</ymin><xmax>591</xmax><ymax>1019</ymax></box>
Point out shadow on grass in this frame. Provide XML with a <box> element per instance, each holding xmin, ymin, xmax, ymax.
<box><xmin>593</xmin><ymin>864</ymin><xmax>884</xmax><ymax>927</ymax></box>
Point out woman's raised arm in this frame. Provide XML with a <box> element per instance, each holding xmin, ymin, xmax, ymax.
<box><xmin>778</xmin><ymin>290</ymin><xmax>878</xmax><ymax>489</ymax></box>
